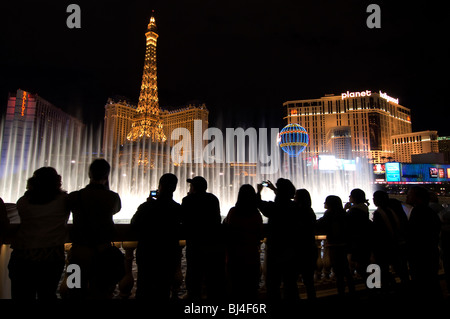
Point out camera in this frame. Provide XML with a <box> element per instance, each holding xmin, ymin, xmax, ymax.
<box><xmin>150</xmin><ymin>190</ymin><xmax>158</xmax><ymax>198</ymax></box>
<box><xmin>261</xmin><ymin>181</ymin><xmax>269</xmax><ymax>187</ymax></box>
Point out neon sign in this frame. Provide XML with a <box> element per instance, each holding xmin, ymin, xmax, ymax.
<box><xmin>341</xmin><ymin>90</ymin><xmax>399</xmax><ymax>104</ymax></box>
<box><xmin>21</xmin><ymin>91</ymin><xmax>27</xmax><ymax>116</ymax></box>
<box><xmin>379</xmin><ymin>91</ymin><xmax>399</xmax><ymax>104</ymax></box>
<box><xmin>341</xmin><ymin>90</ymin><xmax>371</xmax><ymax>100</ymax></box>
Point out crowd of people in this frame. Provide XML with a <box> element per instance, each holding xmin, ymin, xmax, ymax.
<box><xmin>1</xmin><ymin>159</ymin><xmax>449</xmax><ymax>302</ymax></box>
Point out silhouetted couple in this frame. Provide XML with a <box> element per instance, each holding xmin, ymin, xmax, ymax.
<box><xmin>257</xmin><ymin>179</ymin><xmax>317</xmax><ymax>301</ymax></box>
<box><xmin>132</xmin><ymin>175</ymin><xmax>226</xmax><ymax>301</ymax></box>
<box><xmin>316</xmin><ymin>189</ymin><xmax>373</xmax><ymax>298</ymax></box>
<box><xmin>7</xmin><ymin>159</ymin><xmax>122</xmax><ymax>300</ymax></box>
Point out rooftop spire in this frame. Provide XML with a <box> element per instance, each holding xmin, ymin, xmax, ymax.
<box><xmin>148</xmin><ymin>10</ymin><xmax>157</xmax><ymax>33</ymax></box>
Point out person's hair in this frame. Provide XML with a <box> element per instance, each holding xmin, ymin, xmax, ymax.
<box><xmin>373</xmin><ymin>190</ymin><xmax>389</xmax><ymax>208</ymax></box>
<box><xmin>388</xmin><ymin>198</ymin><xmax>405</xmax><ymax>216</ymax></box>
<box><xmin>89</xmin><ymin>159</ymin><xmax>110</xmax><ymax>181</ymax></box>
<box><xmin>409</xmin><ymin>186</ymin><xmax>431</xmax><ymax>205</ymax></box>
<box><xmin>325</xmin><ymin>195</ymin><xmax>344</xmax><ymax>212</ymax></box>
<box><xmin>25</xmin><ymin>167</ymin><xmax>63</xmax><ymax>204</ymax></box>
<box><xmin>350</xmin><ymin>188</ymin><xmax>369</xmax><ymax>205</ymax></box>
<box><xmin>235</xmin><ymin>184</ymin><xmax>258</xmax><ymax>211</ymax></box>
<box><xmin>295</xmin><ymin>189</ymin><xmax>312</xmax><ymax>208</ymax></box>
<box><xmin>275</xmin><ymin>178</ymin><xmax>296</xmax><ymax>199</ymax></box>
<box><xmin>159</xmin><ymin>173</ymin><xmax>178</xmax><ymax>193</ymax></box>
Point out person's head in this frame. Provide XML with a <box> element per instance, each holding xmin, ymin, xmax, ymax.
<box><xmin>406</xmin><ymin>186</ymin><xmax>430</xmax><ymax>206</ymax></box>
<box><xmin>324</xmin><ymin>195</ymin><xmax>344</xmax><ymax>212</ymax></box>
<box><xmin>187</xmin><ymin>176</ymin><xmax>207</xmax><ymax>194</ymax></box>
<box><xmin>349</xmin><ymin>188</ymin><xmax>369</xmax><ymax>206</ymax></box>
<box><xmin>275</xmin><ymin>178</ymin><xmax>295</xmax><ymax>200</ymax></box>
<box><xmin>373</xmin><ymin>190</ymin><xmax>389</xmax><ymax>208</ymax></box>
<box><xmin>429</xmin><ymin>191</ymin><xmax>439</xmax><ymax>204</ymax></box>
<box><xmin>388</xmin><ymin>198</ymin><xmax>405</xmax><ymax>215</ymax></box>
<box><xmin>235</xmin><ymin>184</ymin><xmax>257</xmax><ymax>209</ymax></box>
<box><xmin>294</xmin><ymin>189</ymin><xmax>312</xmax><ymax>208</ymax></box>
<box><xmin>89</xmin><ymin>159</ymin><xmax>110</xmax><ymax>184</ymax></box>
<box><xmin>26</xmin><ymin>167</ymin><xmax>63</xmax><ymax>204</ymax></box>
<box><xmin>158</xmin><ymin>173</ymin><xmax>178</xmax><ymax>197</ymax></box>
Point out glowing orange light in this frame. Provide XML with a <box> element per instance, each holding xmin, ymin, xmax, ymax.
<box><xmin>290</xmin><ymin>109</ymin><xmax>297</xmax><ymax>116</ymax></box>
<box><xmin>21</xmin><ymin>91</ymin><xmax>27</xmax><ymax>116</ymax></box>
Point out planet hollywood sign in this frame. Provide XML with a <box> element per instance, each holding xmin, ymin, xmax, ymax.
<box><xmin>341</xmin><ymin>90</ymin><xmax>399</xmax><ymax>104</ymax></box>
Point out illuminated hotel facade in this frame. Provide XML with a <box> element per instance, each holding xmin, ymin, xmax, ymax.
<box><xmin>391</xmin><ymin>130</ymin><xmax>439</xmax><ymax>163</ymax></box>
<box><xmin>284</xmin><ymin>90</ymin><xmax>412</xmax><ymax>163</ymax></box>
<box><xmin>1</xmin><ymin>89</ymin><xmax>84</xmax><ymax>176</ymax></box>
<box><xmin>160</xmin><ymin>104</ymin><xmax>209</xmax><ymax>149</ymax></box>
<box><xmin>103</xmin><ymin>99</ymin><xmax>209</xmax><ymax>154</ymax></box>
<box><xmin>103</xmin><ymin>98</ymin><xmax>137</xmax><ymax>153</ymax></box>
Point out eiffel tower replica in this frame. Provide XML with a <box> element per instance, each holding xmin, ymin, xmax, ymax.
<box><xmin>127</xmin><ymin>12</ymin><xmax>166</xmax><ymax>143</ymax></box>
<box><xmin>120</xmin><ymin>12</ymin><xmax>169</xmax><ymax>172</ymax></box>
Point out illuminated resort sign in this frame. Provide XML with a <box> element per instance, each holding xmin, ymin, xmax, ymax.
<box><xmin>341</xmin><ymin>90</ymin><xmax>398</xmax><ymax>104</ymax></box>
<box><xmin>379</xmin><ymin>91</ymin><xmax>399</xmax><ymax>104</ymax></box>
<box><xmin>341</xmin><ymin>90</ymin><xmax>399</xmax><ymax>104</ymax></box>
<box><xmin>341</xmin><ymin>90</ymin><xmax>371</xmax><ymax>100</ymax></box>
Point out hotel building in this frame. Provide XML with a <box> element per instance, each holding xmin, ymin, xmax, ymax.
<box><xmin>103</xmin><ymin>99</ymin><xmax>209</xmax><ymax>154</ymax></box>
<box><xmin>1</xmin><ymin>88</ymin><xmax>84</xmax><ymax>178</ymax></box>
<box><xmin>284</xmin><ymin>90</ymin><xmax>412</xmax><ymax>163</ymax></box>
<box><xmin>103</xmin><ymin>98</ymin><xmax>137</xmax><ymax>153</ymax></box>
<box><xmin>438</xmin><ymin>136</ymin><xmax>450</xmax><ymax>164</ymax></box>
<box><xmin>391</xmin><ymin>130</ymin><xmax>439</xmax><ymax>163</ymax></box>
<box><xmin>161</xmin><ymin>103</ymin><xmax>209</xmax><ymax>149</ymax></box>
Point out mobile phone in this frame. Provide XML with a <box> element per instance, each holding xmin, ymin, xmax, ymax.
<box><xmin>261</xmin><ymin>181</ymin><xmax>269</xmax><ymax>187</ymax></box>
<box><xmin>150</xmin><ymin>190</ymin><xmax>158</xmax><ymax>197</ymax></box>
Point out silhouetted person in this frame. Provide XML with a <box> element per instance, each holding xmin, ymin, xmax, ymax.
<box><xmin>0</xmin><ymin>197</ymin><xmax>8</xmax><ymax>247</ymax></box>
<box><xmin>439</xmin><ymin>205</ymin><xmax>450</xmax><ymax>295</ymax></box>
<box><xmin>429</xmin><ymin>192</ymin><xmax>444</xmax><ymax>216</ymax></box>
<box><xmin>386</xmin><ymin>197</ymin><xmax>410</xmax><ymax>288</ymax></box>
<box><xmin>372</xmin><ymin>190</ymin><xmax>409</xmax><ymax>291</ymax></box>
<box><xmin>131</xmin><ymin>173</ymin><xmax>182</xmax><ymax>300</ymax></box>
<box><xmin>181</xmin><ymin>176</ymin><xmax>225</xmax><ymax>300</ymax></box>
<box><xmin>317</xmin><ymin>195</ymin><xmax>355</xmax><ymax>297</ymax></box>
<box><xmin>223</xmin><ymin>184</ymin><xmax>263</xmax><ymax>300</ymax></box>
<box><xmin>293</xmin><ymin>189</ymin><xmax>317</xmax><ymax>300</ymax></box>
<box><xmin>429</xmin><ymin>192</ymin><xmax>450</xmax><ymax>293</ymax></box>
<box><xmin>406</xmin><ymin>186</ymin><xmax>442</xmax><ymax>299</ymax></box>
<box><xmin>68</xmin><ymin>159</ymin><xmax>122</xmax><ymax>299</ymax></box>
<box><xmin>8</xmin><ymin>167</ymin><xmax>69</xmax><ymax>299</ymax></box>
<box><xmin>256</xmin><ymin>178</ymin><xmax>301</xmax><ymax>301</ymax></box>
<box><xmin>344</xmin><ymin>188</ymin><xmax>373</xmax><ymax>283</ymax></box>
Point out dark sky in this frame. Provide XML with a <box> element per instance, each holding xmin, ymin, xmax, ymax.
<box><xmin>1</xmin><ymin>0</ymin><xmax>449</xmax><ymax>134</ymax></box>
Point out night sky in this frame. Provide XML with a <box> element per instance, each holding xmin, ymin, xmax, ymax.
<box><xmin>1</xmin><ymin>0</ymin><xmax>449</xmax><ymax>134</ymax></box>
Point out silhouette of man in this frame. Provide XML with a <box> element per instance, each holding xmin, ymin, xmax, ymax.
<box><xmin>257</xmin><ymin>178</ymin><xmax>301</xmax><ymax>300</ymax></box>
<box><xmin>0</xmin><ymin>197</ymin><xmax>9</xmax><ymax>246</ymax></box>
<box><xmin>68</xmin><ymin>158</ymin><xmax>121</xmax><ymax>299</ymax></box>
<box><xmin>131</xmin><ymin>173</ymin><xmax>182</xmax><ymax>300</ymax></box>
<box><xmin>406</xmin><ymin>186</ymin><xmax>442</xmax><ymax>299</ymax></box>
<box><xmin>181</xmin><ymin>176</ymin><xmax>225</xmax><ymax>300</ymax></box>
